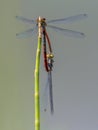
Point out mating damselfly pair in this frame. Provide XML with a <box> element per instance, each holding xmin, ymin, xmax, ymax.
<box><xmin>16</xmin><ymin>14</ymin><xmax>87</xmax><ymax>114</ymax></box>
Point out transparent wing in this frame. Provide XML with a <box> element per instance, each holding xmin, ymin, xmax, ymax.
<box><xmin>43</xmin><ymin>71</ymin><xmax>54</xmax><ymax>114</ymax></box>
<box><xmin>47</xmin><ymin>14</ymin><xmax>87</xmax><ymax>24</ymax></box>
<box><xmin>43</xmin><ymin>75</ymin><xmax>49</xmax><ymax>113</ymax></box>
<box><xmin>16</xmin><ymin>16</ymin><xmax>36</xmax><ymax>24</ymax></box>
<box><xmin>16</xmin><ymin>26</ymin><xmax>37</xmax><ymax>38</ymax></box>
<box><xmin>48</xmin><ymin>25</ymin><xmax>85</xmax><ymax>38</ymax></box>
<box><xmin>48</xmin><ymin>71</ymin><xmax>54</xmax><ymax>114</ymax></box>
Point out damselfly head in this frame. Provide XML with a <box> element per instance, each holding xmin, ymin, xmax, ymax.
<box><xmin>37</xmin><ymin>17</ymin><xmax>47</xmax><ymax>26</ymax></box>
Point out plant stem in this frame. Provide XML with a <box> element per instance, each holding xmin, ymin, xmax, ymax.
<box><xmin>34</xmin><ymin>36</ymin><xmax>42</xmax><ymax>130</ymax></box>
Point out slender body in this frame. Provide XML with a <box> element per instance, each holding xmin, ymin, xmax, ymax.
<box><xmin>43</xmin><ymin>28</ymin><xmax>49</xmax><ymax>72</ymax></box>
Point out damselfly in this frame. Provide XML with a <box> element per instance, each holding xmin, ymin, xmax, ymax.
<box><xmin>16</xmin><ymin>14</ymin><xmax>87</xmax><ymax>114</ymax></box>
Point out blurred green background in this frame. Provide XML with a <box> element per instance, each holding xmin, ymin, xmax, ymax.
<box><xmin>0</xmin><ymin>0</ymin><xmax>98</xmax><ymax>130</ymax></box>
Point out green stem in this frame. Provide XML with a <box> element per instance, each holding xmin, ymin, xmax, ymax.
<box><xmin>34</xmin><ymin>37</ymin><xmax>42</xmax><ymax>130</ymax></box>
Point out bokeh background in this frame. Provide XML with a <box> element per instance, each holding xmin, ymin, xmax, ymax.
<box><xmin>0</xmin><ymin>0</ymin><xmax>98</xmax><ymax>130</ymax></box>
